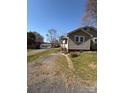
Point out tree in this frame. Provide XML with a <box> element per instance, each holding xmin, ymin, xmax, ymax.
<box><xmin>83</xmin><ymin>0</ymin><xmax>97</xmax><ymax>26</ymax></box>
<box><xmin>33</xmin><ymin>32</ymin><xmax>44</xmax><ymax>43</ymax></box>
<box><xmin>27</xmin><ymin>31</ymin><xmax>44</xmax><ymax>49</ymax></box>
<box><xmin>46</xmin><ymin>29</ymin><xmax>58</xmax><ymax>47</ymax></box>
<box><xmin>27</xmin><ymin>32</ymin><xmax>36</xmax><ymax>49</ymax></box>
<box><xmin>27</xmin><ymin>32</ymin><xmax>36</xmax><ymax>40</ymax></box>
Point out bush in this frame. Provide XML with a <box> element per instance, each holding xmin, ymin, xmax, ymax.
<box><xmin>70</xmin><ymin>52</ymin><xmax>80</xmax><ymax>57</ymax></box>
<box><xmin>27</xmin><ymin>45</ymin><xmax>36</xmax><ymax>49</ymax></box>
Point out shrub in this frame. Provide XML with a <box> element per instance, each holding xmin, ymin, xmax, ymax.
<box><xmin>70</xmin><ymin>52</ymin><xmax>80</xmax><ymax>57</ymax></box>
<box><xmin>27</xmin><ymin>45</ymin><xmax>36</xmax><ymax>49</ymax></box>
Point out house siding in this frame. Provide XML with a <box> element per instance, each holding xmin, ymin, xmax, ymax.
<box><xmin>68</xmin><ymin>38</ymin><xmax>91</xmax><ymax>50</ymax></box>
<box><xmin>68</xmin><ymin>30</ymin><xmax>91</xmax><ymax>50</ymax></box>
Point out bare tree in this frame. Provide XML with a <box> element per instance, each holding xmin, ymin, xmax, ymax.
<box><xmin>46</xmin><ymin>29</ymin><xmax>58</xmax><ymax>47</ymax></box>
<box><xmin>83</xmin><ymin>0</ymin><xmax>97</xmax><ymax>26</ymax></box>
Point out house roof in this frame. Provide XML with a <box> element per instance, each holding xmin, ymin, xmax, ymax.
<box><xmin>67</xmin><ymin>26</ymin><xmax>97</xmax><ymax>37</ymax></box>
<box><xmin>84</xmin><ymin>26</ymin><xmax>97</xmax><ymax>37</ymax></box>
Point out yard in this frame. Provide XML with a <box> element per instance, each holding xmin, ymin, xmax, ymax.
<box><xmin>27</xmin><ymin>49</ymin><xmax>97</xmax><ymax>86</ymax></box>
<box><xmin>27</xmin><ymin>49</ymin><xmax>97</xmax><ymax>93</ymax></box>
<box><xmin>70</xmin><ymin>51</ymin><xmax>97</xmax><ymax>86</ymax></box>
<box><xmin>55</xmin><ymin>51</ymin><xmax>97</xmax><ymax>86</ymax></box>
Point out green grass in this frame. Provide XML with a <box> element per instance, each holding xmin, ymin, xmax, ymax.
<box><xmin>70</xmin><ymin>51</ymin><xmax>97</xmax><ymax>82</ymax></box>
<box><xmin>27</xmin><ymin>48</ymin><xmax>60</xmax><ymax>63</ymax></box>
<box><xmin>54</xmin><ymin>51</ymin><xmax>97</xmax><ymax>86</ymax></box>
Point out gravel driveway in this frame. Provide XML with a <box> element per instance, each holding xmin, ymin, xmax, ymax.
<box><xmin>27</xmin><ymin>52</ymin><xmax>97</xmax><ymax>93</ymax></box>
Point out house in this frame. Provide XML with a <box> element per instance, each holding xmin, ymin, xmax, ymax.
<box><xmin>60</xmin><ymin>26</ymin><xmax>97</xmax><ymax>52</ymax></box>
<box><xmin>40</xmin><ymin>42</ymin><xmax>51</xmax><ymax>48</ymax></box>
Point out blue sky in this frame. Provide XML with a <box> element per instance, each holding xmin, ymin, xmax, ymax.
<box><xmin>28</xmin><ymin>0</ymin><xmax>87</xmax><ymax>41</ymax></box>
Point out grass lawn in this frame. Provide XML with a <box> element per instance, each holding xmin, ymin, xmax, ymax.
<box><xmin>27</xmin><ymin>48</ymin><xmax>60</xmax><ymax>63</ymax></box>
<box><xmin>70</xmin><ymin>51</ymin><xmax>97</xmax><ymax>85</ymax></box>
<box><xmin>27</xmin><ymin>49</ymin><xmax>33</xmax><ymax>52</ymax></box>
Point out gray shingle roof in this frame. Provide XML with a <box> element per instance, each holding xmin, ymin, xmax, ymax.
<box><xmin>67</xmin><ymin>26</ymin><xmax>97</xmax><ymax>37</ymax></box>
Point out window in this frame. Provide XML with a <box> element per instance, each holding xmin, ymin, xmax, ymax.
<box><xmin>75</xmin><ymin>35</ymin><xmax>85</xmax><ymax>43</ymax></box>
<box><xmin>95</xmin><ymin>39</ymin><xmax>97</xmax><ymax>42</ymax></box>
<box><xmin>75</xmin><ymin>36</ymin><xmax>79</xmax><ymax>42</ymax></box>
<box><xmin>80</xmin><ymin>37</ymin><xmax>84</xmax><ymax>42</ymax></box>
<box><xmin>94</xmin><ymin>38</ymin><xmax>97</xmax><ymax>42</ymax></box>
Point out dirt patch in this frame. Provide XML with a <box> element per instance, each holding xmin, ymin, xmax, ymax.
<box><xmin>88</xmin><ymin>64</ymin><xmax>96</xmax><ymax>70</ymax></box>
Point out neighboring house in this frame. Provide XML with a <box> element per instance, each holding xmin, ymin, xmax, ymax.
<box><xmin>60</xmin><ymin>26</ymin><xmax>97</xmax><ymax>52</ymax></box>
<box><xmin>40</xmin><ymin>42</ymin><xmax>51</xmax><ymax>49</ymax></box>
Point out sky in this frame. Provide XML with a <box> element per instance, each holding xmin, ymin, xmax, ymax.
<box><xmin>28</xmin><ymin>0</ymin><xmax>87</xmax><ymax>42</ymax></box>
